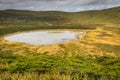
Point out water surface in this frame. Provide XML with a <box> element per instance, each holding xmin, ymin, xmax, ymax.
<box><xmin>4</xmin><ymin>31</ymin><xmax>84</xmax><ymax>45</ymax></box>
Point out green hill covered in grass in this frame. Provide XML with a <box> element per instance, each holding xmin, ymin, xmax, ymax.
<box><xmin>0</xmin><ymin>7</ymin><xmax>120</xmax><ymax>36</ymax></box>
<box><xmin>0</xmin><ymin>7</ymin><xmax>120</xmax><ymax>25</ymax></box>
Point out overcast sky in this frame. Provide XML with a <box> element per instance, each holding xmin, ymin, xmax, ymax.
<box><xmin>0</xmin><ymin>0</ymin><xmax>120</xmax><ymax>12</ymax></box>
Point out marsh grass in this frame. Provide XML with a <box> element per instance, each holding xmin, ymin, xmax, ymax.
<box><xmin>0</xmin><ymin>30</ymin><xmax>120</xmax><ymax>79</ymax></box>
<box><xmin>0</xmin><ymin>52</ymin><xmax>120</xmax><ymax>80</ymax></box>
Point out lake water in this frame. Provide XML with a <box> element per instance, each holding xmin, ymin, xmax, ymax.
<box><xmin>4</xmin><ymin>31</ymin><xmax>84</xmax><ymax>45</ymax></box>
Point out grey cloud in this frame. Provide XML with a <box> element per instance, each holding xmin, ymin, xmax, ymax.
<box><xmin>0</xmin><ymin>0</ymin><xmax>120</xmax><ymax>12</ymax></box>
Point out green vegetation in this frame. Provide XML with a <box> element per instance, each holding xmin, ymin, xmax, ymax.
<box><xmin>0</xmin><ymin>7</ymin><xmax>120</xmax><ymax>25</ymax></box>
<box><xmin>0</xmin><ymin>7</ymin><xmax>120</xmax><ymax>36</ymax></box>
<box><xmin>0</xmin><ymin>52</ymin><xmax>120</xmax><ymax>80</ymax></box>
<box><xmin>0</xmin><ymin>7</ymin><xmax>120</xmax><ymax>80</ymax></box>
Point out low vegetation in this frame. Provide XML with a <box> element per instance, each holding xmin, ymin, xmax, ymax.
<box><xmin>0</xmin><ymin>52</ymin><xmax>120</xmax><ymax>80</ymax></box>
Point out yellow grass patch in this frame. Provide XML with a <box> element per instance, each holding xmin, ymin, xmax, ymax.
<box><xmin>0</xmin><ymin>29</ymin><xmax>120</xmax><ymax>57</ymax></box>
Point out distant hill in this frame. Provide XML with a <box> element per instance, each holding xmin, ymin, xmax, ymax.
<box><xmin>0</xmin><ymin>7</ymin><xmax>120</xmax><ymax>26</ymax></box>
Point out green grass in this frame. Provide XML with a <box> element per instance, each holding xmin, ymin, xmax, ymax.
<box><xmin>93</xmin><ymin>43</ymin><xmax>120</xmax><ymax>56</ymax></box>
<box><xmin>0</xmin><ymin>51</ymin><xmax>120</xmax><ymax>80</ymax></box>
<box><xmin>0</xmin><ymin>7</ymin><xmax>120</xmax><ymax>36</ymax></box>
<box><xmin>0</xmin><ymin>7</ymin><xmax>120</xmax><ymax>25</ymax></box>
<box><xmin>0</xmin><ymin>25</ymin><xmax>93</xmax><ymax>36</ymax></box>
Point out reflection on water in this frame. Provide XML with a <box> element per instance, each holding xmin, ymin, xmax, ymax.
<box><xmin>4</xmin><ymin>31</ymin><xmax>84</xmax><ymax>45</ymax></box>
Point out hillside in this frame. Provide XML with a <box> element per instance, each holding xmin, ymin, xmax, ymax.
<box><xmin>0</xmin><ymin>7</ymin><xmax>120</xmax><ymax>25</ymax></box>
<box><xmin>0</xmin><ymin>7</ymin><xmax>120</xmax><ymax>36</ymax></box>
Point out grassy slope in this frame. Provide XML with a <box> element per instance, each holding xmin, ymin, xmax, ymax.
<box><xmin>0</xmin><ymin>7</ymin><xmax>120</xmax><ymax>36</ymax></box>
<box><xmin>0</xmin><ymin>7</ymin><xmax>120</xmax><ymax>25</ymax></box>
<box><xmin>0</xmin><ymin>7</ymin><xmax>120</xmax><ymax>24</ymax></box>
